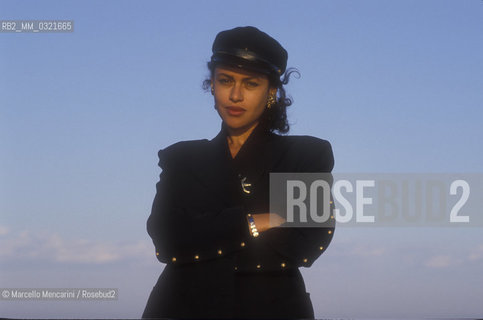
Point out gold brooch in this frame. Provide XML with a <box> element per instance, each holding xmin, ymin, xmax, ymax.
<box><xmin>240</xmin><ymin>176</ymin><xmax>251</xmax><ymax>194</ymax></box>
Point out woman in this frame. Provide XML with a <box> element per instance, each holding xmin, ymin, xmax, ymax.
<box><xmin>142</xmin><ymin>26</ymin><xmax>335</xmax><ymax>319</ymax></box>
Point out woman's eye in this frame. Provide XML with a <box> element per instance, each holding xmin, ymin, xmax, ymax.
<box><xmin>218</xmin><ymin>78</ymin><xmax>231</xmax><ymax>85</ymax></box>
<box><xmin>246</xmin><ymin>81</ymin><xmax>259</xmax><ymax>88</ymax></box>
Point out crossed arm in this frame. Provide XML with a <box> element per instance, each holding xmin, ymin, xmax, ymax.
<box><xmin>147</xmin><ymin>138</ymin><xmax>335</xmax><ymax>271</ymax></box>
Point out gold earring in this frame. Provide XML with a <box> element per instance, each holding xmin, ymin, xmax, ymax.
<box><xmin>267</xmin><ymin>95</ymin><xmax>276</xmax><ymax>109</ymax></box>
<box><xmin>211</xmin><ymin>86</ymin><xmax>214</xmax><ymax>95</ymax></box>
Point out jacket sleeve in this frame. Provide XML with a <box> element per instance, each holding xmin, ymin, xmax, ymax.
<box><xmin>146</xmin><ymin>146</ymin><xmax>252</xmax><ymax>266</ymax></box>
<box><xmin>236</xmin><ymin>138</ymin><xmax>336</xmax><ymax>272</ymax></box>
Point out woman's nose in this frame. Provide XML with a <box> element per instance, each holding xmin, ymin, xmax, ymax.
<box><xmin>229</xmin><ymin>83</ymin><xmax>243</xmax><ymax>102</ymax></box>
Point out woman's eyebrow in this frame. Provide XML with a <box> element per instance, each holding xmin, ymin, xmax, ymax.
<box><xmin>216</xmin><ymin>72</ymin><xmax>261</xmax><ymax>80</ymax></box>
<box><xmin>216</xmin><ymin>73</ymin><xmax>233</xmax><ymax>78</ymax></box>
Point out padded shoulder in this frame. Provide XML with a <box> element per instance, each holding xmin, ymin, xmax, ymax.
<box><xmin>283</xmin><ymin>135</ymin><xmax>335</xmax><ymax>172</ymax></box>
<box><xmin>157</xmin><ymin>139</ymin><xmax>209</xmax><ymax>170</ymax></box>
<box><xmin>286</xmin><ymin>135</ymin><xmax>331</xmax><ymax>148</ymax></box>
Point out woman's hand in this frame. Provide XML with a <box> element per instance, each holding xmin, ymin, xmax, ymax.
<box><xmin>250</xmin><ymin>213</ymin><xmax>286</xmax><ymax>233</ymax></box>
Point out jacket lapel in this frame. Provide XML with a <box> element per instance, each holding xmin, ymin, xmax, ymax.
<box><xmin>231</xmin><ymin>123</ymin><xmax>284</xmax><ymax>187</ymax></box>
<box><xmin>189</xmin><ymin>123</ymin><xmax>241</xmax><ymax>206</ymax></box>
<box><xmin>189</xmin><ymin>122</ymin><xmax>287</xmax><ymax>206</ymax></box>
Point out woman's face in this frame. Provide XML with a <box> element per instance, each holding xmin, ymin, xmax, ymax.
<box><xmin>212</xmin><ymin>65</ymin><xmax>275</xmax><ymax>134</ymax></box>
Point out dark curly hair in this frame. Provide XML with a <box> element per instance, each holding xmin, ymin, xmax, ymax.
<box><xmin>202</xmin><ymin>61</ymin><xmax>300</xmax><ymax>134</ymax></box>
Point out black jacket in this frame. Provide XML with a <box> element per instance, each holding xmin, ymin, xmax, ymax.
<box><xmin>143</xmin><ymin>122</ymin><xmax>335</xmax><ymax>319</ymax></box>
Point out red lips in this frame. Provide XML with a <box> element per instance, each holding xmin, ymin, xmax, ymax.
<box><xmin>226</xmin><ymin>106</ymin><xmax>246</xmax><ymax>111</ymax></box>
<box><xmin>225</xmin><ymin>106</ymin><xmax>246</xmax><ymax>116</ymax></box>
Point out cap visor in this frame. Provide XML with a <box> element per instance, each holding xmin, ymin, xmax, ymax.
<box><xmin>211</xmin><ymin>54</ymin><xmax>274</xmax><ymax>75</ymax></box>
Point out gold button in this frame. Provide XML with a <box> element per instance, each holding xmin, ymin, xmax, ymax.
<box><xmin>194</xmin><ymin>255</ymin><xmax>199</xmax><ymax>260</ymax></box>
<box><xmin>303</xmin><ymin>258</ymin><xmax>308</xmax><ymax>263</ymax></box>
<box><xmin>240</xmin><ymin>242</ymin><xmax>246</xmax><ymax>247</ymax></box>
<box><xmin>171</xmin><ymin>257</ymin><xmax>177</xmax><ymax>262</ymax></box>
<box><xmin>217</xmin><ymin>249</ymin><xmax>223</xmax><ymax>255</ymax></box>
<box><xmin>156</xmin><ymin>252</ymin><xmax>159</xmax><ymax>256</ymax></box>
<box><xmin>281</xmin><ymin>262</ymin><xmax>286</xmax><ymax>268</ymax></box>
<box><xmin>234</xmin><ymin>266</ymin><xmax>238</xmax><ymax>270</ymax></box>
<box><xmin>328</xmin><ymin>230</ymin><xmax>332</xmax><ymax>234</ymax></box>
<box><xmin>319</xmin><ymin>246</ymin><xmax>324</xmax><ymax>250</ymax></box>
<box><xmin>330</xmin><ymin>200</ymin><xmax>333</xmax><ymax>204</ymax></box>
<box><xmin>330</xmin><ymin>215</ymin><xmax>334</xmax><ymax>219</ymax></box>
<box><xmin>256</xmin><ymin>264</ymin><xmax>261</xmax><ymax>269</ymax></box>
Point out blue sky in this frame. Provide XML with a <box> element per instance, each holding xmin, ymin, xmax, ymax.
<box><xmin>1</xmin><ymin>0</ymin><xmax>482</xmax><ymax>318</ymax></box>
